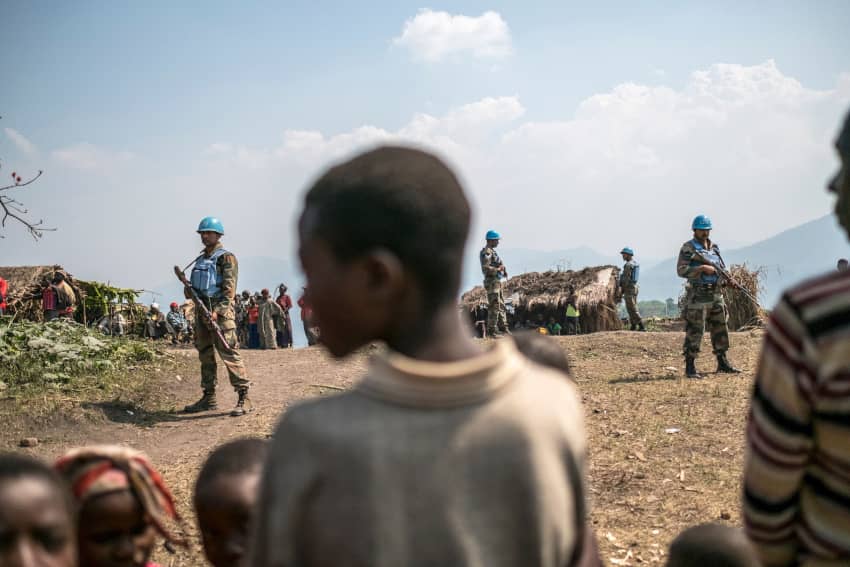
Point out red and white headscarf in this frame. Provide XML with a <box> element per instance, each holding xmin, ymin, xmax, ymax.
<box><xmin>55</xmin><ymin>445</ymin><xmax>185</xmax><ymax>546</ymax></box>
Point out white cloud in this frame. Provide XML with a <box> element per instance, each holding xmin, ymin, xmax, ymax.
<box><xmin>203</xmin><ymin>61</ymin><xmax>849</xmax><ymax>259</ymax></box>
<box><xmin>393</xmin><ymin>9</ymin><xmax>513</xmax><ymax>62</ymax></box>
<box><xmin>4</xmin><ymin>127</ymin><xmax>37</xmax><ymax>155</ymax></box>
<box><xmin>51</xmin><ymin>143</ymin><xmax>136</xmax><ymax>171</ymax></box>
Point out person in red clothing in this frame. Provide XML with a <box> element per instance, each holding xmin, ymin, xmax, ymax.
<box><xmin>247</xmin><ymin>298</ymin><xmax>260</xmax><ymax>349</ymax></box>
<box><xmin>297</xmin><ymin>287</ymin><xmax>319</xmax><ymax>346</ymax></box>
<box><xmin>276</xmin><ymin>284</ymin><xmax>294</xmax><ymax>348</ymax></box>
<box><xmin>0</xmin><ymin>276</ymin><xmax>7</xmax><ymax>315</ymax></box>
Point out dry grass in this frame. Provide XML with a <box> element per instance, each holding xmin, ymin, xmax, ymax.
<box><xmin>563</xmin><ymin>331</ymin><xmax>761</xmax><ymax>565</ymax></box>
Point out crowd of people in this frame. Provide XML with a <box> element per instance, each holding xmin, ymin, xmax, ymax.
<box><xmin>2</xmin><ymin>110</ymin><xmax>849</xmax><ymax>567</ymax></box>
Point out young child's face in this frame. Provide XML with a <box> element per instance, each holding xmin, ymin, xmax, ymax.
<box><xmin>196</xmin><ymin>472</ymin><xmax>260</xmax><ymax>567</ymax></box>
<box><xmin>0</xmin><ymin>476</ymin><xmax>77</xmax><ymax>567</ymax></box>
<box><xmin>77</xmin><ymin>489</ymin><xmax>156</xmax><ymax>567</ymax></box>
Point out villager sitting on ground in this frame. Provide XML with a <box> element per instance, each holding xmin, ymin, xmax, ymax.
<box><xmin>743</xmin><ymin>109</ymin><xmax>850</xmax><ymax>565</ymax></box>
<box><xmin>252</xmin><ymin>146</ymin><xmax>590</xmax><ymax>567</ymax></box>
<box><xmin>666</xmin><ymin>524</ymin><xmax>758</xmax><ymax>567</ymax></box>
<box><xmin>144</xmin><ymin>302</ymin><xmax>172</xmax><ymax>340</ymax></box>
<box><xmin>547</xmin><ymin>316</ymin><xmax>562</xmax><ymax>336</ymax></box>
<box><xmin>257</xmin><ymin>288</ymin><xmax>283</xmax><ymax>349</ymax></box>
<box><xmin>565</xmin><ymin>284</ymin><xmax>581</xmax><ymax>335</ymax></box>
<box><xmin>276</xmin><ymin>284</ymin><xmax>294</xmax><ymax>347</ymax></box>
<box><xmin>194</xmin><ymin>438</ymin><xmax>268</xmax><ymax>567</ymax></box>
<box><xmin>166</xmin><ymin>301</ymin><xmax>188</xmax><ymax>344</ymax></box>
<box><xmin>55</xmin><ymin>445</ymin><xmax>186</xmax><ymax>567</ymax></box>
<box><xmin>0</xmin><ymin>452</ymin><xmax>78</xmax><ymax>567</ymax></box>
<box><xmin>616</xmin><ymin>246</ymin><xmax>645</xmax><ymax>331</ymax></box>
<box><xmin>95</xmin><ymin>308</ymin><xmax>126</xmax><ymax>336</ymax></box>
<box><xmin>676</xmin><ymin>215</ymin><xmax>741</xmax><ymax>378</ymax></box>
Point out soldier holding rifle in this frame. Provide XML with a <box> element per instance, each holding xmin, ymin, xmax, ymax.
<box><xmin>178</xmin><ymin>216</ymin><xmax>251</xmax><ymax>416</ymax></box>
<box><xmin>676</xmin><ymin>215</ymin><xmax>742</xmax><ymax>379</ymax></box>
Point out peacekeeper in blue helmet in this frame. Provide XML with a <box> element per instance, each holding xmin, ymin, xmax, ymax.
<box><xmin>616</xmin><ymin>247</ymin><xmax>645</xmax><ymax>331</ymax></box>
<box><xmin>183</xmin><ymin>216</ymin><xmax>252</xmax><ymax>416</ymax></box>
<box><xmin>479</xmin><ymin>230</ymin><xmax>509</xmax><ymax>337</ymax></box>
<box><xmin>676</xmin><ymin>215</ymin><xmax>741</xmax><ymax>378</ymax></box>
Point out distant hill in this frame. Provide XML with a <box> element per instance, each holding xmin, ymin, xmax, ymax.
<box><xmin>638</xmin><ymin>215</ymin><xmax>849</xmax><ymax>307</ymax></box>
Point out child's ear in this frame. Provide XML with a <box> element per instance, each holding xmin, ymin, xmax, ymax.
<box><xmin>361</xmin><ymin>249</ymin><xmax>404</xmax><ymax>298</ymax></box>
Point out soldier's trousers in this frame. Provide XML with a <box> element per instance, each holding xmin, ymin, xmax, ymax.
<box><xmin>485</xmin><ymin>282</ymin><xmax>508</xmax><ymax>334</ymax></box>
<box><xmin>624</xmin><ymin>292</ymin><xmax>641</xmax><ymax>326</ymax></box>
<box><xmin>682</xmin><ymin>300</ymin><xmax>730</xmax><ymax>357</ymax></box>
<box><xmin>195</xmin><ymin>314</ymin><xmax>250</xmax><ymax>393</ymax></box>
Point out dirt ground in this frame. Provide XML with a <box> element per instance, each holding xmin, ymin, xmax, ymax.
<box><xmin>1</xmin><ymin>330</ymin><xmax>763</xmax><ymax>566</ymax></box>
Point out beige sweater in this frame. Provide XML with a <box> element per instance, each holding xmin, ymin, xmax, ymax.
<box><xmin>251</xmin><ymin>340</ymin><xmax>587</xmax><ymax>567</ymax></box>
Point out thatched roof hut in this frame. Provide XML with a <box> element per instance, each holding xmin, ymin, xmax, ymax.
<box><xmin>0</xmin><ymin>265</ymin><xmax>144</xmax><ymax>328</ymax></box>
<box><xmin>461</xmin><ymin>266</ymin><xmax>623</xmax><ymax>333</ymax></box>
<box><xmin>0</xmin><ymin>265</ymin><xmax>79</xmax><ymax>321</ymax></box>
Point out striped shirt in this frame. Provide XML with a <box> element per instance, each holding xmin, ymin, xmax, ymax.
<box><xmin>743</xmin><ymin>269</ymin><xmax>850</xmax><ymax>566</ymax></box>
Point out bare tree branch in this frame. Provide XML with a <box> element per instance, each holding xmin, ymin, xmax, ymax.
<box><xmin>1</xmin><ymin>115</ymin><xmax>56</xmax><ymax>239</ymax></box>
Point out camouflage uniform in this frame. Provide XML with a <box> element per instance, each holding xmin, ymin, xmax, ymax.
<box><xmin>619</xmin><ymin>260</ymin><xmax>642</xmax><ymax>328</ymax></box>
<box><xmin>191</xmin><ymin>243</ymin><xmax>250</xmax><ymax>393</ymax></box>
<box><xmin>480</xmin><ymin>246</ymin><xmax>508</xmax><ymax>335</ymax></box>
<box><xmin>677</xmin><ymin>239</ymin><xmax>730</xmax><ymax>357</ymax></box>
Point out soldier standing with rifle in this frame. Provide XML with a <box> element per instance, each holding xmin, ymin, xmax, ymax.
<box><xmin>616</xmin><ymin>246</ymin><xmax>645</xmax><ymax>331</ymax></box>
<box><xmin>179</xmin><ymin>217</ymin><xmax>251</xmax><ymax>416</ymax></box>
<box><xmin>480</xmin><ymin>230</ymin><xmax>509</xmax><ymax>337</ymax></box>
<box><xmin>676</xmin><ymin>215</ymin><xmax>741</xmax><ymax>379</ymax></box>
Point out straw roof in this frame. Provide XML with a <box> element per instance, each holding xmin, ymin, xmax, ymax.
<box><xmin>462</xmin><ymin>266</ymin><xmax>623</xmax><ymax>333</ymax></box>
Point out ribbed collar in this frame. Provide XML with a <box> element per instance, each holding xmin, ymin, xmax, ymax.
<box><xmin>357</xmin><ymin>340</ymin><xmax>525</xmax><ymax>409</ymax></box>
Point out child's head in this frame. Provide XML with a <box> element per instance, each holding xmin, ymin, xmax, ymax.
<box><xmin>298</xmin><ymin>146</ymin><xmax>471</xmax><ymax>357</ymax></box>
<box><xmin>55</xmin><ymin>445</ymin><xmax>183</xmax><ymax>567</ymax></box>
<box><xmin>666</xmin><ymin>524</ymin><xmax>758</xmax><ymax>567</ymax></box>
<box><xmin>0</xmin><ymin>452</ymin><xmax>77</xmax><ymax>567</ymax></box>
<box><xmin>512</xmin><ymin>331</ymin><xmax>572</xmax><ymax>378</ymax></box>
<box><xmin>194</xmin><ymin>438</ymin><xmax>268</xmax><ymax>567</ymax></box>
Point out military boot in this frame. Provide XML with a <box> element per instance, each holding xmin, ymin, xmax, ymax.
<box><xmin>716</xmin><ymin>353</ymin><xmax>742</xmax><ymax>374</ymax></box>
<box><xmin>183</xmin><ymin>390</ymin><xmax>217</xmax><ymax>413</ymax></box>
<box><xmin>230</xmin><ymin>388</ymin><xmax>251</xmax><ymax>417</ymax></box>
<box><xmin>637</xmin><ymin>321</ymin><xmax>646</xmax><ymax>332</ymax></box>
<box><xmin>630</xmin><ymin>323</ymin><xmax>637</xmax><ymax>331</ymax></box>
<box><xmin>685</xmin><ymin>357</ymin><xmax>702</xmax><ymax>379</ymax></box>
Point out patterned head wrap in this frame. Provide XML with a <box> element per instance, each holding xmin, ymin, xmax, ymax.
<box><xmin>55</xmin><ymin>445</ymin><xmax>186</xmax><ymax>545</ymax></box>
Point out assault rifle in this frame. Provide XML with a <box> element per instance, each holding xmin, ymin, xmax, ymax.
<box><xmin>691</xmin><ymin>249</ymin><xmax>760</xmax><ymax>306</ymax></box>
<box><xmin>173</xmin><ymin>265</ymin><xmax>234</xmax><ymax>353</ymax></box>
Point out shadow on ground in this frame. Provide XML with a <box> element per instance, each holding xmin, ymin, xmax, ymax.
<box><xmin>82</xmin><ymin>401</ymin><xmax>231</xmax><ymax>425</ymax></box>
<box><xmin>609</xmin><ymin>374</ymin><xmax>679</xmax><ymax>385</ymax></box>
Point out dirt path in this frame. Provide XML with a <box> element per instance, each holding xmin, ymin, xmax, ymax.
<box><xmin>6</xmin><ymin>331</ymin><xmax>765</xmax><ymax>566</ymax></box>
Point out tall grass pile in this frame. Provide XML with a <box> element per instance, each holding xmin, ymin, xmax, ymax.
<box><xmin>0</xmin><ymin>317</ymin><xmax>160</xmax><ymax>394</ymax></box>
<box><xmin>721</xmin><ymin>264</ymin><xmax>766</xmax><ymax>330</ymax></box>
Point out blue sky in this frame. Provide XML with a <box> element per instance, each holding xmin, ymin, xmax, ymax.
<box><xmin>2</xmin><ymin>1</ymin><xmax>850</xmax><ymax>298</ymax></box>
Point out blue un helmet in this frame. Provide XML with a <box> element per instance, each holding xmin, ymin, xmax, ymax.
<box><xmin>485</xmin><ymin>230</ymin><xmax>501</xmax><ymax>240</ymax></box>
<box><xmin>197</xmin><ymin>216</ymin><xmax>225</xmax><ymax>235</ymax></box>
<box><xmin>620</xmin><ymin>247</ymin><xmax>634</xmax><ymax>256</ymax></box>
<box><xmin>691</xmin><ymin>215</ymin><xmax>713</xmax><ymax>231</ymax></box>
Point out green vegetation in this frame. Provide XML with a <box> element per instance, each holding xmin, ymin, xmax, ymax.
<box><xmin>618</xmin><ymin>298</ymin><xmax>680</xmax><ymax>319</ymax></box>
<box><xmin>0</xmin><ymin>317</ymin><xmax>161</xmax><ymax>395</ymax></box>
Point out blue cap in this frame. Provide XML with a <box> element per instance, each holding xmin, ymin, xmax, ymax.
<box><xmin>486</xmin><ymin>230</ymin><xmax>501</xmax><ymax>240</ymax></box>
<box><xmin>197</xmin><ymin>216</ymin><xmax>225</xmax><ymax>234</ymax></box>
<box><xmin>620</xmin><ymin>247</ymin><xmax>634</xmax><ymax>256</ymax></box>
<box><xmin>691</xmin><ymin>215</ymin><xmax>713</xmax><ymax>230</ymax></box>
